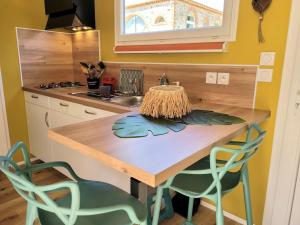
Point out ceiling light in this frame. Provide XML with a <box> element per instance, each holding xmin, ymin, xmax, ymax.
<box><xmin>83</xmin><ymin>26</ymin><xmax>92</xmax><ymax>30</ymax></box>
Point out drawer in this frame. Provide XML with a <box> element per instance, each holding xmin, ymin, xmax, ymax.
<box><xmin>49</xmin><ymin>97</ymin><xmax>80</xmax><ymax>117</ymax></box>
<box><xmin>50</xmin><ymin>97</ymin><xmax>117</xmax><ymax>120</ymax></box>
<box><xmin>75</xmin><ymin>105</ymin><xmax>117</xmax><ymax>121</ymax></box>
<box><xmin>24</xmin><ymin>92</ymin><xmax>50</xmax><ymax>108</ymax></box>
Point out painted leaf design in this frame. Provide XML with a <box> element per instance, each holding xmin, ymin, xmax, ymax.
<box><xmin>112</xmin><ymin>114</ymin><xmax>186</xmax><ymax>138</ymax></box>
<box><xmin>180</xmin><ymin>110</ymin><xmax>246</xmax><ymax>125</ymax></box>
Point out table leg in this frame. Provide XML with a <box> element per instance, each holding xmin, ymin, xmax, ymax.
<box><xmin>130</xmin><ymin>178</ymin><xmax>174</xmax><ymax>225</ymax></box>
<box><xmin>130</xmin><ymin>177</ymin><xmax>140</xmax><ymax>198</ymax></box>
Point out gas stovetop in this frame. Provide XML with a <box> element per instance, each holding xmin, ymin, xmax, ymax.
<box><xmin>38</xmin><ymin>81</ymin><xmax>85</xmax><ymax>90</ymax></box>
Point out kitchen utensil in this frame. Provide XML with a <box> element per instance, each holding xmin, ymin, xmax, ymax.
<box><xmin>80</xmin><ymin>62</ymin><xmax>90</xmax><ymax>76</ymax></box>
<box><xmin>98</xmin><ymin>61</ymin><xmax>106</xmax><ymax>70</ymax></box>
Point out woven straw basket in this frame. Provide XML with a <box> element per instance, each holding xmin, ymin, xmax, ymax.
<box><xmin>140</xmin><ymin>85</ymin><xmax>191</xmax><ymax>118</ymax></box>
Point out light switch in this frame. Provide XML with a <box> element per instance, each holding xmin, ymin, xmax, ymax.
<box><xmin>206</xmin><ymin>72</ymin><xmax>217</xmax><ymax>84</ymax></box>
<box><xmin>257</xmin><ymin>69</ymin><xmax>273</xmax><ymax>82</ymax></box>
<box><xmin>260</xmin><ymin>52</ymin><xmax>276</xmax><ymax>66</ymax></box>
<box><xmin>217</xmin><ymin>73</ymin><xmax>230</xmax><ymax>85</ymax></box>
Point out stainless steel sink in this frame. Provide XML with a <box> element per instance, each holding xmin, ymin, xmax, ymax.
<box><xmin>109</xmin><ymin>96</ymin><xmax>144</xmax><ymax>107</ymax></box>
<box><xmin>69</xmin><ymin>92</ymin><xmax>143</xmax><ymax>107</ymax></box>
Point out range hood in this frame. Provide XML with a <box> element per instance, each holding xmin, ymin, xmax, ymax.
<box><xmin>44</xmin><ymin>0</ymin><xmax>95</xmax><ymax>31</ymax></box>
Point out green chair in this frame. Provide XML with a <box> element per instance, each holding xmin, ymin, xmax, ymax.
<box><xmin>152</xmin><ymin>124</ymin><xmax>266</xmax><ymax>225</ymax></box>
<box><xmin>0</xmin><ymin>142</ymin><xmax>147</xmax><ymax>225</ymax></box>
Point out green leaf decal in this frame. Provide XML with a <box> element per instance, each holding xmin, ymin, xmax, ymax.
<box><xmin>181</xmin><ymin>110</ymin><xmax>246</xmax><ymax>125</ymax></box>
<box><xmin>112</xmin><ymin>114</ymin><xmax>186</xmax><ymax>138</ymax></box>
<box><xmin>112</xmin><ymin>111</ymin><xmax>245</xmax><ymax>138</ymax></box>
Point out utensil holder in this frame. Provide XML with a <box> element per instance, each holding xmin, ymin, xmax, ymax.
<box><xmin>87</xmin><ymin>78</ymin><xmax>100</xmax><ymax>89</ymax></box>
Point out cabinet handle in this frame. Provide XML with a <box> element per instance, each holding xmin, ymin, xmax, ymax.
<box><xmin>84</xmin><ymin>110</ymin><xmax>97</xmax><ymax>115</ymax></box>
<box><xmin>45</xmin><ymin>112</ymin><xmax>50</xmax><ymax>128</ymax></box>
<box><xmin>59</xmin><ymin>102</ymin><xmax>69</xmax><ymax>107</ymax></box>
<box><xmin>31</xmin><ymin>95</ymin><xmax>39</xmax><ymax>99</ymax></box>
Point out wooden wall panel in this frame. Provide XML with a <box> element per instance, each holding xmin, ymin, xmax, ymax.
<box><xmin>105</xmin><ymin>62</ymin><xmax>257</xmax><ymax>108</ymax></box>
<box><xmin>17</xmin><ymin>28</ymin><xmax>257</xmax><ymax>108</ymax></box>
<box><xmin>17</xmin><ymin>28</ymin><xmax>100</xmax><ymax>86</ymax></box>
<box><xmin>17</xmin><ymin>29</ymin><xmax>74</xmax><ymax>86</ymax></box>
<box><xmin>72</xmin><ymin>31</ymin><xmax>100</xmax><ymax>83</ymax></box>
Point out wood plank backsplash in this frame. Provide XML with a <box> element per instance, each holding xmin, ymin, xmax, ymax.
<box><xmin>105</xmin><ymin>62</ymin><xmax>257</xmax><ymax>108</ymax></box>
<box><xmin>17</xmin><ymin>29</ymin><xmax>74</xmax><ymax>86</ymax></box>
<box><xmin>17</xmin><ymin>28</ymin><xmax>100</xmax><ymax>86</ymax></box>
<box><xmin>17</xmin><ymin>28</ymin><xmax>257</xmax><ymax>108</ymax></box>
<box><xmin>72</xmin><ymin>31</ymin><xmax>100</xmax><ymax>83</ymax></box>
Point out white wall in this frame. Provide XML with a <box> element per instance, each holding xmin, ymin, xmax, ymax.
<box><xmin>290</xmin><ymin>165</ymin><xmax>300</xmax><ymax>225</ymax></box>
<box><xmin>0</xmin><ymin>68</ymin><xmax>10</xmax><ymax>155</ymax></box>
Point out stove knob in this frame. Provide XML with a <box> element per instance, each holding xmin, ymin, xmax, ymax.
<box><xmin>40</xmin><ymin>84</ymin><xmax>46</xmax><ymax>89</ymax></box>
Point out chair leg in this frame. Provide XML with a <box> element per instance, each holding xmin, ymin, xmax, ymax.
<box><xmin>213</xmin><ymin>192</ymin><xmax>224</xmax><ymax>225</ymax></box>
<box><xmin>152</xmin><ymin>186</ymin><xmax>164</xmax><ymax>225</ymax></box>
<box><xmin>180</xmin><ymin>197</ymin><xmax>196</xmax><ymax>225</ymax></box>
<box><xmin>187</xmin><ymin>197</ymin><xmax>194</xmax><ymax>222</ymax></box>
<box><xmin>242</xmin><ymin>169</ymin><xmax>253</xmax><ymax>225</ymax></box>
<box><xmin>141</xmin><ymin>220</ymin><xmax>148</xmax><ymax>225</ymax></box>
<box><xmin>26</xmin><ymin>203</ymin><xmax>37</xmax><ymax>225</ymax></box>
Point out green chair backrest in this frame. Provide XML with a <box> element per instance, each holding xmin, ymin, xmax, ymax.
<box><xmin>206</xmin><ymin>124</ymin><xmax>266</xmax><ymax>195</ymax></box>
<box><xmin>0</xmin><ymin>142</ymin><xmax>81</xmax><ymax>224</ymax></box>
<box><xmin>1</xmin><ymin>142</ymin><xmax>146</xmax><ymax>225</ymax></box>
<box><xmin>167</xmin><ymin>124</ymin><xmax>266</xmax><ymax>198</ymax></box>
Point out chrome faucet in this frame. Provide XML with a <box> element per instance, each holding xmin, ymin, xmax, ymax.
<box><xmin>129</xmin><ymin>78</ymin><xmax>141</xmax><ymax>96</ymax></box>
<box><xmin>133</xmin><ymin>78</ymin><xmax>139</xmax><ymax>95</ymax></box>
<box><xmin>159</xmin><ymin>73</ymin><xmax>169</xmax><ymax>85</ymax></box>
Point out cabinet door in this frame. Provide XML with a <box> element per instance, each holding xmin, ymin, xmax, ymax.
<box><xmin>25</xmin><ymin>102</ymin><xmax>52</xmax><ymax>162</ymax></box>
<box><xmin>50</xmin><ymin>110</ymin><xmax>83</xmax><ymax>178</ymax></box>
<box><xmin>49</xmin><ymin>110</ymin><xmax>81</xmax><ymax>128</ymax></box>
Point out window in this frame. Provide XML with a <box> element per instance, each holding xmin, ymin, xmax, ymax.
<box><xmin>126</xmin><ymin>15</ymin><xmax>145</xmax><ymax>34</ymax></box>
<box><xmin>155</xmin><ymin>16</ymin><xmax>166</xmax><ymax>25</ymax></box>
<box><xmin>115</xmin><ymin>0</ymin><xmax>240</xmax><ymax>51</ymax></box>
<box><xmin>186</xmin><ymin>14</ymin><xmax>196</xmax><ymax>29</ymax></box>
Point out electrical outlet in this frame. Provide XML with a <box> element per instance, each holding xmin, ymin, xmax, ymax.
<box><xmin>206</xmin><ymin>72</ymin><xmax>218</xmax><ymax>84</ymax></box>
<box><xmin>257</xmin><ymin>69</ymin><xmax>273</xmax><ymax>82</ymax></box>
<box><xmin>217</xmin><ymin>73</ymin><xmax>230</xmax><ymax>85</ymax></box>
<box><xmin>260</xmin><ymin>52</ymin><xmax>276</xmax><ymax>66</ymax></box>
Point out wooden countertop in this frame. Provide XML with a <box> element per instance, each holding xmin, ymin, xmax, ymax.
<box><xmin>23</xmin><ymin>86</ymin><xmax>132</xmax><ymax>114</ymax></box>
<box><xmin>48</xmin><ymin>102</ymin><xmax>270</xmax><ymax>187</ymax></box>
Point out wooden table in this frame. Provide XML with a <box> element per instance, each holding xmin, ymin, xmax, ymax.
<box><xmin>48</xmin><ymin>103</ymin><xmax>270</xmax><ymax>188</ymax></box>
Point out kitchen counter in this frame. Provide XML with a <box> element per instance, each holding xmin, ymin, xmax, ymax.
<box><xmin>23</xmin><ymin>86</ymin><xmax>132</xmax><ymax>114</ymax></box>
<box><xmin>48</xmin><ymin>102</ymin><xmax>271</xmax><ymax>187</ymax></box>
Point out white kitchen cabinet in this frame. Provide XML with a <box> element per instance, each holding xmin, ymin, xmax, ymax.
<box><xmin>49</xmin><ymin>109</ymin><xmax>82</xmax><ymax>177</ymax></box>
<box><xmin>49</xmin><ymin>97</ymin><xmax>117</xmax><ymax>121</ymax></box>
<box><xmin>49</xmin><ymin>109</ymin><xmax>82</xmax><ymax>128</ymax></box>
<box><xmin>25</xmin><ymin>101</ymin><xmax>52</xmax><ymax>162</ymax></box>
<box><xmin>24</xmin><ymin>91</ymin><xmax>130</xmax><ymax>192</ymax></box>
<box><xmin>51</xmin><ymin>138</ymin><xmax>130</xmax><ymax>192</ymax></box>
<box><xmin>24</xmin><ymin>92</ymin><xmax>50</xmax><ymax>108</ymax></box>
<box><xmin>49</xmin><ymin>102</ymin><xmax>129</xmax><ymax>192</ymax></box>
<box><xmin>77</xmin><ymin>105</ymin><xmax>117</xmax><ymax>121</ymax></box>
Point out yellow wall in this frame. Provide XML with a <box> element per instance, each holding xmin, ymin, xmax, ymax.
<box><xmin>0</xmin><ymin>0</ymin><xmax>292</xmax><ymax>224</ymax></box>
<box><xmin>96</xmin><ymin>0</ymin><xmax>292</xmax><ymax>224</ymax></box>
<box><xmin>0</xmin><ymin>1</ymin><xmax>47</xmax><ymax>160</ymax></box>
